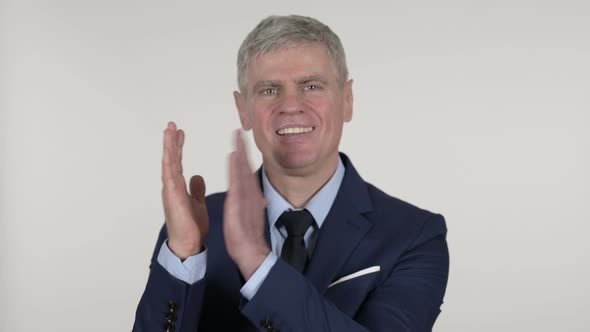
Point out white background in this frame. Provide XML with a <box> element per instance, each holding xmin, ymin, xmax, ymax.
<box><xmin>1</xmin><ymin>0</ymin><xmax>589</xmax><ymax>331</ymax></box>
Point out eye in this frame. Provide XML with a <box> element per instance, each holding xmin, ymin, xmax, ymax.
<box><xmin>304</xmin><ymin>84</ymin><xmax>319</xmax><ymax>91</ymax></box>
<box><xmin>261</xmin><ymin>88</ymin><xmax>277</xmax><ymax>95</ymax></box>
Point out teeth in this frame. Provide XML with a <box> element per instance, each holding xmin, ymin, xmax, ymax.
<box><xmin>277</xmin><ymin>127</ymin><xmax>314</xmax><ymax>135</ymax></box>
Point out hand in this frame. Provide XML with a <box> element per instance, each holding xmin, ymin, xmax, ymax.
<box><xmin>223</xmin><ymin>130</ymin><xmax>270</xmax><ymax>280</ymax></box>
<box><xmin>161</xmin><ymin>121</ymin><xmax>209</xmax><ymax>260</ymax></box>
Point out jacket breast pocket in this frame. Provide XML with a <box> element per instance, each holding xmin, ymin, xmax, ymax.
<box><xmin>324</xmin><ymin>269</ymin><xmax>380</xmax><ymax>317</ymax></box>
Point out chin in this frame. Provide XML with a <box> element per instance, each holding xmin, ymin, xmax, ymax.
<box><xmin>275</xmin><ymin>150</ymin><xmax>318</xmax><ymax>172</ymax></box>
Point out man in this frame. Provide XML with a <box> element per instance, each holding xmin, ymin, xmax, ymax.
<box><xmin>134</xmin><ymin>15</ymin><xmax>449</xmax><ymax>332</ymax></box>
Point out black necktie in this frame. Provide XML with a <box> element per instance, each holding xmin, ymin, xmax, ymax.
<box><xmin>279</xmin><ymin>209</ymin><xmax>315</xmax><ymax>272</ymax></box>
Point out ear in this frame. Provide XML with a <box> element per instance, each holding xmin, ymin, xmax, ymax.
<box><xmin>343</xmin><ymin>79</ymin><xmax>354</xmax><ymax>122</ymax></box>
<box><xmin>233</xmin><ymin>90</ymin><xmax>251</xmax><ymax>130</ymax></box>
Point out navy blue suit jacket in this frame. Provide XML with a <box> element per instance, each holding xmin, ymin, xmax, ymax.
<box><xmin>134</xmin><ymin>153</ymin><xmax>449</xmax><ymax>331</ymax></box>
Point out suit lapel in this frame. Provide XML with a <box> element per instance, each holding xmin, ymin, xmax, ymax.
<box><xmin>305</xmin><ymin>154</ymin><xmax>374</xmax><ymax>293</ymax></box>
<box><xmin>255</xmin><ymin>154</ymin><xmax>374</xmax><ymax>293</ymax></box>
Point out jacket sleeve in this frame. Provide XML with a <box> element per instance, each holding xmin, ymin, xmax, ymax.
<box><xmin>240</xmin><ymin>214</ymin><xmax>449</xmax><ymax>332</ymax></box>
<box><xmin>133</xmin><ymin>225</ymin><xmax>207</xmax><ymax>332</ymax></box>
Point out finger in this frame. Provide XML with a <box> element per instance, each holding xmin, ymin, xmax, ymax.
<box><xmin>162</xmin><ymin>124</ymin><xmax>174</xmax><ymax>181</ymax></box>
<box><xmin>163</xmin><ymin>122</ymin><xmax>175</xmax><ymax>152</ymax></box>
<box><xmin>227</xmin><ymin>151</ymin><xmax>240</xmax><ymax>197</ymax></box>
<box><xmin>178</xmin><ymin>129</ymin><xmax>185</xmax><ymax>149</ymax></box>
<box><xmin>177</xmin><ymin>129</ymin><xmax>185</xmax><ymax>174</ymax></box>
<box><xmin>162</xmin><ymin>122</ymin><xmax>182</xmax><ymax>185</ymax></box>
<box><xmin>234</xmin><ymin>129</ymin><xmax>253</xmax><ymax>175</ymax></box>
<box><xmin>232</xmin><ymin>130</ymin><xmax>251</xmax><ymax>195</ymax></box>
<box><xmin>189</xmin><ymin>175</ymin><xmax>206</xmax><ymax>202</ymax></box>
<box><xmin>237</xmin><ymin>131</ymin><xmax>265</xmax><ymax>205</ymax></box>
<box><xmin>164</xmin><ymin>122</ymin><xmax>178</xmax><ymax>156</ymax></box>
<box><xmin>236</xmin><ymin>130</ymin><xmax>260</xmax><ymax>196</ymax></box>
<box><xmin>165</xmin><ymin>121</ymin><xmax>179</xmax><ymax>157</ymax></box>
<box><xmin>167</xmin><ymin>121</ymin><xmax>178</xmax><ymax>153</ymax></box>
<box><xmin>168</xmin><ymin>126</ymin><xmax>183</xmax><ymax>176</ymax></box>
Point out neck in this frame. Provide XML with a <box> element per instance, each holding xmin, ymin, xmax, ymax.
<box><xmin>263</xmin><ymin>154</ymin><xmax>340</xmax><ymax>208</ymax></box>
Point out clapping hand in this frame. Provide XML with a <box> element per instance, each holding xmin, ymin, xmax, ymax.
<box><xmin>223</xmin><ymin>130</ymin><xmax>270</xmax><ymax>280</ymax></box>
<box><xmin>161</xmin><ymin>122</ymin><xmax>209</xmax><ymax>260</ymax></box>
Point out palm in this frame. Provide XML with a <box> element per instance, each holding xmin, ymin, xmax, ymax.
<box><xmin>161</xmin><ymin>122</ymin><xmax>209</xmax><ymax>259</ymax></box>
<box><xmin>223</xmin><ymin>130</ymin><xmax>270</xmax><ymax>279</ymax></box>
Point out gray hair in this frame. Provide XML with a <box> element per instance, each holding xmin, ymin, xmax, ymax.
<box><xmin>237</xmin><ymin>15</ymin><xmax>349</xmax><ymax>93</ymax></box>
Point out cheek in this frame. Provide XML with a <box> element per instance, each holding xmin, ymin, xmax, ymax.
<box><xmin>250</xmin><ymin>109</ymin><xmax>275</xmax><ymax>139</ymax></box>
<box><xmin>315</xmin><ymin>101</ymin><xmax>344</xmax><ymax>128</ymax></box>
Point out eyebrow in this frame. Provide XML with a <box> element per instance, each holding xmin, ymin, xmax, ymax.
<box><xmin>296</xmin><ymin>75</ymin><xmax>329</xmax><ymax>86</ymax></box>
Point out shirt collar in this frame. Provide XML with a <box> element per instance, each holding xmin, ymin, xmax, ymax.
<box><xmin>262</xmin><ymin>156</ymin><xmax>346</xmax><ymax>230</ymax></box>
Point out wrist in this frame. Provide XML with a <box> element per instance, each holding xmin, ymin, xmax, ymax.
<box><xmin>168</xmin><ymin>239</ymin><xmax>203</xmax><ymax>260</ymax></box>
<box><xmin>236</xmin><ymin>247</ymin><xmax>271</xmax><ymax>281</ymax></box>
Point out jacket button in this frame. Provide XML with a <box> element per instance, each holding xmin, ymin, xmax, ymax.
<box><xmin>259</xmin><ymin>318</ymin><xmax>272</xmax><ymax>328</ymax></box>
<box><xmin>165</xmin><ymin>300</ymin><xmax>178</xmax><ymax>331</ymax></box>
<box><xmin>168</xmin><ymin>300</ymin><xmax>178</xmax><ymax>312</ymax></box>
<box><xmin>167</xmin><ymin>300</ymin><xmax>178</xmax><ymax>320</ymax></box>
<box><xmin>259</xmin><ymin>317</ymin><xmax>279</xmax><ymax>331</ymax></box>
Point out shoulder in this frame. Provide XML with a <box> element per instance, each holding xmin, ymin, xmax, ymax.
<box><xmin>363</xmin><ymin>182</ymin><xmax>447</xmax><ymax>246</ymax></box>
<box><xmin>341</xmin><ymin>152</ymin><xmax>446</xmax><ymax>244</ymax></box>
<box><xmin>366</xmin><ymin>182</ymin><xmax>434</xmax><ymax>221</ymax></box>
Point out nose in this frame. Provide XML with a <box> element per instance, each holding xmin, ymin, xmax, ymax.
<box><xmin>278</xmin><ymin>91</ymin><xmax>304</xmax><ymax>114</ymax></box>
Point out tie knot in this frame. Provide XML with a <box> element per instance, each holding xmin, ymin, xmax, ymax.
<box><xmin>278</xmin><ymin>209</ymin><xmax>314</xmax><ymax>237</ymax></box>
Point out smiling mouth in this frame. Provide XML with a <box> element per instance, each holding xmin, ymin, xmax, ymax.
<box><xmin>276</xmin><ymin>127</ymin><xmax>315</xmax><ymax>136</ymax></box>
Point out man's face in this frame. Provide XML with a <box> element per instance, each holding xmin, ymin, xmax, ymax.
<box><xmin>234</xmin><ymin>45</ymin><xmax>353</xmax><ymax>176</ymax></box>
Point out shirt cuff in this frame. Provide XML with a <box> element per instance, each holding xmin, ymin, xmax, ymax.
<box><xmin>156</xmin><ymin>239</ymin><xmax>207</xmax><ymax>285</ymax></box>
<box><xmin>240</xmin><ymin>252</ymin><xmax>278</xmax><ymax>300</ymax></box>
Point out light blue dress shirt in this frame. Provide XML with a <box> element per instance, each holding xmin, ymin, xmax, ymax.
<box><xmin>157</xmin><ymin>157</ymin><xmax>345</xmax><ymax>300</ymax></box>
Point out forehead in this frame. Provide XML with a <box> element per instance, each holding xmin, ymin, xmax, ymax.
<box><xmin>246</xmin><ymin>45</ymin><xmax>338</xmax><ymax>84</ymax></box>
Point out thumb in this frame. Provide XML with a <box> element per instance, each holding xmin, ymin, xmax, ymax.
<box><xmin>189</xmin><ymin>175</ymin><xmax>206</xmax><ymax>202</ymax></box>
